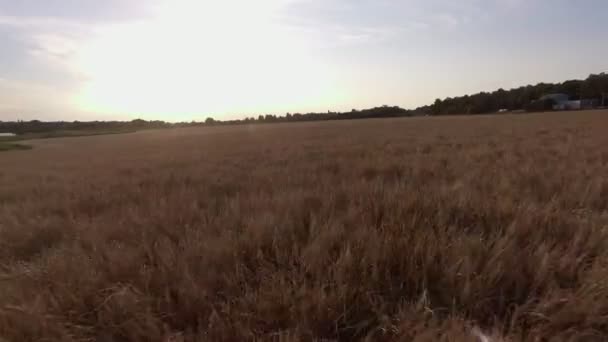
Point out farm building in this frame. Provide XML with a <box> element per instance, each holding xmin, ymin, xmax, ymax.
<box><xmin>538</xmin><ymin>94</ymin><xmax>597</xmax><ymax>110</ymax></box>
<box><xmin>539</xmin><ymin>93</ymin><xmax>570</xmax><ymax>110</ymax></box>
<box><xmin>0</xmin><ymin>133</ymin><xmax>16</xmax><ymax>137</ymax></box>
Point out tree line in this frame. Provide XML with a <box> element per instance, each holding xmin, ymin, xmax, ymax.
<box><xmin>0</xmin><ymin>106</ymin><xmax>416</xmax><ymax>135</ymax></box>
<box><xmin>2</xmin><ymin>73</ymin><xmax>607</xmax><ymax>135</ymax></box>
<box><xmin>203</xmin><ymin>106</ymin><xmax>415</xmax><ymax>126</ymax></box>
<box><xmin>0</xmin><ymin>119</ymin><xmax>172</xmax><ymax>135</ymax></box>
<box><xmin>423</xmin><ymin>73</ymin><xmax>608</xmax><ymax>115</ymax></box>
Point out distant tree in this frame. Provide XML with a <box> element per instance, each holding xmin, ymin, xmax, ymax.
<box><xmin>431</xmin><ymin>99</ymin><xmax>443</xmax><ymax>115</ymax></box>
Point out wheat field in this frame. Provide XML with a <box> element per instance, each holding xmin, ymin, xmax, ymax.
<box><xmin>1</xmin><ymin>110</ymin><xmax>608</xmax><ymax>341</ymax></box>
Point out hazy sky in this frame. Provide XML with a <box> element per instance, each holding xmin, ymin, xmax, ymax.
<box><xmin>1</xmin><ymin>0</ymin><xmax>607</xmax><ymax>121</ymax></box>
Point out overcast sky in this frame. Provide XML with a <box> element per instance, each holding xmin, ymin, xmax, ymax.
<box><xmin>1</xmin><ymin>0</ymin><xmax>607</xmax><ymax>121</ymax></box>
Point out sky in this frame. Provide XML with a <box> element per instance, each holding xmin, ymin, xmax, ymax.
<box><xmin>0</xmin><ymin>0</ymin><xmax>607</xmax><ymax>122</ymax></box>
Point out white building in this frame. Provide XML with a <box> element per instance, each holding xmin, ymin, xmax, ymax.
<box><xmin>0</xmin><ymin>133</ymin><xmax>16</xmax><ymax>137</ymax></box>
<box><xmin>539</xmin><ymin>94</ymin><xmax>569</xmax><ymax>110</ymax></box>
<box><xmin>539</xmin><ymin>94</ymin><xmax>596</xmax><ymax>110</ymax></box>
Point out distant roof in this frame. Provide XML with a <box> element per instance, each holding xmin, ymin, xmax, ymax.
<box><xmin>0</xmin><ymin>133</ymin><xmax>16</xmax><ymax>136</ymax></box>
<box><xmin>540</xmin><ymin>93</ymin><xmax>569</xmax><ymax>103</ymax></box>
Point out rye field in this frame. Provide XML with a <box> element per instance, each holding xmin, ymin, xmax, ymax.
<box><xmin>1</xmin><ymin>110</ymin><xmax>608</xmax><ymax>341</ymax></box>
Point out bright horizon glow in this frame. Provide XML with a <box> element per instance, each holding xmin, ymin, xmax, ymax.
<box><xmin>73</xmin><ymin>0</ymin><xmax>343</xmax><ymax>121</ymax></box>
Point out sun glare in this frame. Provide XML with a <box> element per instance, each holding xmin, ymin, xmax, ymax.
<box><xmin>74</xmin><ymin>0</ymin><xmax>340</xmax><ymax>120</ymax></box>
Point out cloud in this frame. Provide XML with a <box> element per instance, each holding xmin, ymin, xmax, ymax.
<box><xmin>279</xmin><ymin>0</ymin><xmax>494</xmax><ymax>46</ymax></box>
<box><xmin>0</xmin><ymin>77</ymin><xmax>75</xmax><ymax>120</ymax></box>
<box><xmin>0</xmin><ymin>0</ymin><xmax>158</xmax><ymax>23</ymax></box>
<box><xmin>0</xmin><ymin>7</ymin><xmax>108</xmax><ymax>119</ymax></box>
<box><xmin>0</xmin><ymin>15</ymin><xmax>87</xmax><ymax>83</ymax></box>
<box><xmin>0</xmin><ymin>14</ymin><xmax>73</xmax><ymax>29</ymax></box>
